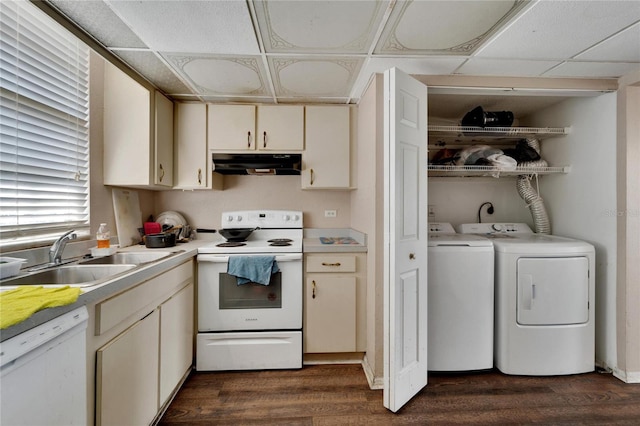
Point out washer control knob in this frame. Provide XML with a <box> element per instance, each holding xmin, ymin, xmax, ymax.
<box><xmin>283</xmin><ymin>214</ymin><xmax>291</xmax><ymax>221</ymax></box>
<box><xmin>293</xmin><ymin>214</ymin><xmax>300</xmax><ymax>222</ymax></box>
<box><xmin>236</xmin><ymin>216</ymin><xmax>243</xmax><ymax>222</ymax></box>
<box><xmin>226</xmin><ymin>215</ymin><xmax>234</xmax><ymax>222</ymax></box>
<box><xmin>492</xmin><ymin>224</ymin><xmax>503</xmax><ymax>232</ymax></box>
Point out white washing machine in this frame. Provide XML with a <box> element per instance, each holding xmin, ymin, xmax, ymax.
<box><xmin>428</xmin><ymin>222</ymin><xmax>494</xmax><ymax>371</ymax></box>
<box><xmin>457</xmin><ymin>223</ymin><xmax>595</xmax><ymax>376</ymax></box>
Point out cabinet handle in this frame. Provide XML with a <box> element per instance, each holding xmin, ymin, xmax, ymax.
<box><xmin>197</xmin><ymin>168</ymin><xmax>202</xmax><ymax>185</ymax></box>
<box><xmin>247</xmin><ymin>131</ymin><xmax>251</xmax><ymax>148</ymax></box>
<box><xmin>312</xmin><ymin>280</ymin><xmax>316</xmax><ymax>299</ymax></box>
<box><xmin>321</xmin><ymin>262</ymin><xmax>341</xmax><ymax>267</ymax></box>
<box><xmin>159</xmin><ymin>163</ymin><xmax>164</xmax><ymax>182</ymax></box>
<box><xmin>310</xmin><ymin>168</ymin><xmax>315</xmax><ymax>185</ymax></box>
<box><xmin>263</xmin><ymin>131</ymin><xmax>267</xmax><ymax>148</ymax></box>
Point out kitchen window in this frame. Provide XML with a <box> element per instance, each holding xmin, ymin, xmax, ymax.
<box><xmin>0</xmin><ymin>1</ymin><xmax>90</xmax><ymax>248</ymax></box>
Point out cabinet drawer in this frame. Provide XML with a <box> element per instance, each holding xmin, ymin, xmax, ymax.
<box><xmin>96</xmin><ymin>261</ymin><xmax>193</xmax><ymax>336</ymax></box>
<box><xmin>306</xmin><ymin>255</ymin><xmax>356</xmax><ymax>273</ymax></box>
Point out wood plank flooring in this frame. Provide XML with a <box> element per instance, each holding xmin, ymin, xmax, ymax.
<box><xmin>159</xmin><ymin>365</ymin><xmax>640</xmax><ymax>425</ymax></box>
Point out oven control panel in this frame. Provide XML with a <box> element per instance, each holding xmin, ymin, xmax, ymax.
<box><xmin>221</xmin><ymin>210</ymin><xmax>303</xmax><ymax>229</ymax></box>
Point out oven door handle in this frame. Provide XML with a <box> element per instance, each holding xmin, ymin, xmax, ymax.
<box><xmin>197</xmin><ymin>253</ymin><xmax>302</xmax><ymax>263</ymax></box>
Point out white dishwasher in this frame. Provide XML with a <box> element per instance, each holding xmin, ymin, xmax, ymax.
<box><xmin>1</xmin><ymin>306</ymin><xmax>88</xmax><ymax>426</ymax></box>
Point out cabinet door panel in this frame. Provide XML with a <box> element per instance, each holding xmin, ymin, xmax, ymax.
<box><xmin>96</xmin><ymin>310</ymin><xmax>159</xmax><ymax>426</ymax></box>
<box><xmin>155</xmin><ymin>91</ymin><xmax>174</xmax><ymax>187</ymax></box>
<box><xmin>160</xmin><ymin>283</ymin><xmax>194</xmax><ymax>405</ymax></box>
<box><xmin>103</xmin><ymin>61</ymin><xmax>151</xmax><ymax>186</ymax></box>
<box><xmin>175</xmin><ymin>103</ymin><xmax>208</xmax><ymax>189</ymax></box>
<box><xmin>304</xmin><ymin>275</ymin><xmax>356</xmax><ymax>353</ymax></box>
<box><xmin>257</xmin><ymin>105</ymin><xmax>304</xmax><ymax>151</ymax></box>
<box><xmin>208</xmin><ymin>104</ymin><xmax>256</xmax><ymax>151</ymax></box>
<box><xmin>303</xmin><ymin>106</ymin><xmax>350</xmax><ymax>188</ymax></box>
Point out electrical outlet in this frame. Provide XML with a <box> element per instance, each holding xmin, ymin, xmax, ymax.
<box><xmin>428</xmin><ymin>205</ymin><xmax>436</xmax><ymax>219</ymax></box>
<box><xmin>325</xmin><ymin>210</ymin><xmax>337</xmax><ymax>218</ymax></box>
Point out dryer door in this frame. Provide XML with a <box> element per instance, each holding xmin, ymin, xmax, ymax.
<box><xmin>517</xmin><ymin>257</ymin><xmax>589</xmax><ymax>325</ymax></box>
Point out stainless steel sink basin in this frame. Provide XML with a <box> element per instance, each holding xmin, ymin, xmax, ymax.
<box><xmin>80</xmin><ymin>251</ymin><xmax>175</xmax><ymax>265</ymax></box>
<box><xmin>1</xmin><ymin>264</ymin><xmax>136</xmax><ymax>287</ymax></box>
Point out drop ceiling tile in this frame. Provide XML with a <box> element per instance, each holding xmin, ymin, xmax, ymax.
<box><xmin>476</xmin><ymin>1</ymin><xmax>640</xmax><ymax>60</ymax></box>
<box><xmin>375</xmin><ymin>0</ymin><xmax>526</xmax><ymax>55</ymax></box>
<box><xmin>575</xmin><ymin>22</ymin><xmax>640</xmax><ymax>62</ymax></box>
<box><xmin>111</xmin><ymin>50</ymin><xmax>192</xmax><ymax>95</ymax></box>
<box><xmin>544</xmin><ymin>62</ymin><xmax>640</xmax><ymax>78</ymax></box>
<box><xmin>162</xmin><ymin>54</ymin><xmax>271</xmax><ymax>97</ymax></box>
<box><xmin>49</xmin><ymin>0</ymin><xmax>147</xmax><ymax>48</ymax></box>
<box><xmin>268</xmin><ymin>56</ymin><xmax>364</xmax><ymax>98</ymax></box>
<box><xmin>349</xmin><ymin>57</ymin><xmax>467</xmax><ymax>101</ymax></box>
<box><xmin>456</xmin><ymin>58</ymin><xmax>561</xmax><ymax>77</ymax></box>
<box><xmin>254</xmin><ymin>0</ymin><xmax>388</xmax><ymax>54</ymax></box>
<box><xmin>105</xmin><ymin>0</ymin><xmax>259</xmax><ymax>54</ymax></box>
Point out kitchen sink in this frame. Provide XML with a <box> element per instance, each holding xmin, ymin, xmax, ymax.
<box><xmin>0</xmin><ymin>264</ymin><xmax>136</xmax><ymax>287</ymax></box>
<box><xmin>80</xmin><ymin>251</ymin><xmax>176</xmax><ymax>265</ymax></box>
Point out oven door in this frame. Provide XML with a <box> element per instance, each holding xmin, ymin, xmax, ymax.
<box><xmin>197</xmin><ymin>253</ymin><xmax>302</xmax><ymax>331</ymax></box>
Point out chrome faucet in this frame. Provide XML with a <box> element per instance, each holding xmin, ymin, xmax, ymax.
<box><xmin>49</xmin><ymin>230</ymin><xmax>77</xmax><ymax>264</ymax></box>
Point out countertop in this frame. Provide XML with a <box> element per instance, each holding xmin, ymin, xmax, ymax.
<box><xmin>303</xmin><ymin>228</ymin><xmax>367</xmax><ymax>253</ymax></box>
<box><xmin>0</xmin><ymin>240</ymin><xmax>208</xmax><ymax>342</ymax></box>
<box><xmin>2</xmin><ymin>229</ymin><xmax>367</xmax><ymax>342</ymax></box>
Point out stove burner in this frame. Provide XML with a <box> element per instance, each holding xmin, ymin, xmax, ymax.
<box><xmin>216</xmin><ymin>242</ymin><xmax>247</xmax><ymax>248</ymax></box>
<box><xmin>267</xmin><ymin>238</ymin><xmax>293</xmax><ymax>247</ymax></box>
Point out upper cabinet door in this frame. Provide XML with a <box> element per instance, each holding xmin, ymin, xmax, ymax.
<box><xmin>174</xmin><ymin>103</ymin><xmax>209</xmax><ymax>189</ymax></box>
<box><xmin>302</xmin><ymin>106</ymin><xmax>350</xmax><ymax>189</ymax></box>
<box><xmin>103</xmin><ymin>61</ymin><xmax>151</xmax><ymax>187</ymax></box>
<box><xmin>208</xmin><ymin>104</ymin><xmax>256</xmax><ymax>151</ymax></box>
<box><xmin>155</xmin><ymin>91</ymin><xmax>174</xmax><ymax>187</ymax></box>
<box><xmin>256</xmin><ymin>105</ymin><xmax>304</xmax><ymax>151</ymax></box>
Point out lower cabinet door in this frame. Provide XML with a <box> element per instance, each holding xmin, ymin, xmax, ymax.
<box><xmin>304</xmin><ymin>275</ymin><xmax>356</xmax><ymax>353</ymax></box>
<box><xmin>96</xmin><ymin>310</ymin><xmax>160</xmax><ymax>426</ymax></box>
<box><xmin>159</xmin><ymin>283</ymin><xmax>194</xmax><ymax>404</ymax></box>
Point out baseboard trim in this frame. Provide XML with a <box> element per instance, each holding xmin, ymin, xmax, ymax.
<box><xmin>362</xmin><ymin>354</ymin><xmax>384</xmax><ymax>390</ymax></box>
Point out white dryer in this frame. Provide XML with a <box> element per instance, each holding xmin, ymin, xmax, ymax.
<box><xmin>428</xmin><ymin>223</ymin><xmax>494</xmax><ymax>371</ymax></box>
<box><xmin>457</xmin><ymin>223</ymin><xmax>595</xmax><ymax>376</ymax></box>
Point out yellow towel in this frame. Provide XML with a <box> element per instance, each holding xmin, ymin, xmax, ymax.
<box><xmin>0</xmin><ymin>286</ymin><xmax>81</xmax><ymax>329</ymax></box>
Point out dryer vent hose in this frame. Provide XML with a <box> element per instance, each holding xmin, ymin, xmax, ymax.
<box><xmin>516</xmin><ymin>138</ymin><xmax>551</xmax><ymax>234</ymax></box>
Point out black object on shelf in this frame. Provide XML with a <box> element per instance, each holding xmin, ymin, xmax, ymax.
<box><xmin>462</xmin><ymin>106</ymin><xmax>514</xmax><ymax>128</ymax></box>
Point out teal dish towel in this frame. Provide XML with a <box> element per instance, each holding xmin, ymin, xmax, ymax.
<box><xmin>227</xmin><ymin>256</ymin><xmax>279</xmax><ymax>286</ymax></box>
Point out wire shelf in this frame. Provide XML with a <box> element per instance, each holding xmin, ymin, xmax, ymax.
<box><xmin>427</xmin><ymin>164</ymin><xmax>570</xmax><ymax>177</ymax></box>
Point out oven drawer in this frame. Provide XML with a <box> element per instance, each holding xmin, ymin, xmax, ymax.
<box><xmin>305</xmin><ymin>254</ymin><xmax>356</xmax><ymax>273</ymax></box>
<box><xmin>196</xmin><ymin>331</ymin><xmax>302</xmax><ymax>371</ymax></box>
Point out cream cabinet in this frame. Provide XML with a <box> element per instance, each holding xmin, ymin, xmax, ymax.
<box><xmin>257</xmin><ymin>105</ymin><xmax>304</xmax><ymax>151</ymax></box>
<box><xmin>103</xmin><ymin>60</ymin><xmax>173</xmax><ymax>189</ymax></box>
<box><xmin>155</xmin><ymin>92</ymin><xmax>174</xmax><ymax>187</ymax></box>
<box><xmin>208</xmin><ymin>104</ymin><xmax>304</xmax><ymax>151</ymax></box>
<box><xmin>159</xmin><ymin>283</ymin><xmax>194</xmax><ymax>405</ymax></box>
<box><xmin>304</xmin><ymin>253</ymin><xmax>366</xmax><ymax>353</ymax></box>
<box><xmin>302</xmin><ymin>106</ymin><xmax>351</xmax><ymax>189</ymax></box>
<box><xmin>96</xmin><ymin>310</ymin><xmax>160</xmax><ymax>426</ymax></box>
<box><xmin>174</xmin><ymin>103</ymin><xmax>210</xmax><ymax>189</ymax></box>
<box><xmin>90</xmin><ymin>261</ymin><xmax>194</xmax><ymax>426</ymax></box>
<box><xmin>207</xmin><ymin>104</ymin><xmax>256</xmax><ymax>150</ymax></box>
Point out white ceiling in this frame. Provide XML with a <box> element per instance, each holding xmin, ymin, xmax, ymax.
<box><xmin>48</xmin><ymin>0</ymin><xmax>640</xmax><ymax>106</ymax></box>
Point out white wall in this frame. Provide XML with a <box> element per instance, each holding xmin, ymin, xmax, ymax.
<box><xmin>528</xmin><ymin>93</ymin><xmax>618</xmax><ymax>371</ymax></box>
<box><xmin>154</xmin><ymin>175</ymin><xmax>352</xmax><ymax>230</ymax></box>
<box><xmin>428</xmin><ymin>177</ymin><xmax>534</xmax><ymax>227</ymax></box>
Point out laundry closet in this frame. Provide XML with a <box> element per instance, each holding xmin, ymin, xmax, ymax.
<box><xmin>423</xmin><ymin>82</ymin><xmax>618</xmax><ymax>371</ymax></box>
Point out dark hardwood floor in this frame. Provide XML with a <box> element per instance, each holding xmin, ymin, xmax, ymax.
<box><xmin>159</xmin><ymin>364</ymin><xmax>640</xmax><ymax>425</ymax></box>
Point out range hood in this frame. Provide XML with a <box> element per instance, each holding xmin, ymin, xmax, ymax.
<box><xmin>212</xmin><ymin>153</ymin><xmax>302</xmax><ymax>175</ymax></box>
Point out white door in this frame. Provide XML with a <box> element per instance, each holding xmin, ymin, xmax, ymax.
<box><xmin>383</xmin><ymin>67</ymin><xmax>429</xmax><ymax>412</ymax></box>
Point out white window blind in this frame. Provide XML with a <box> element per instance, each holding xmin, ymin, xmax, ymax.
<box><xmin>0</xmin><ymin>0</ymin><xmax>90</xmax><ymax>246</ymax></box>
